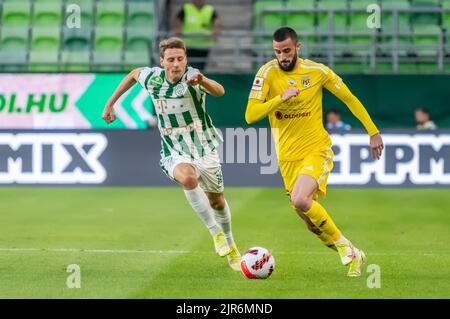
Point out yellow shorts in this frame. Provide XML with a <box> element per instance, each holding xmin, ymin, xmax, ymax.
<box><xmin>279</xmin><ymin>148</ymin><xmax>334</xmax><ymax>199</ymax></box>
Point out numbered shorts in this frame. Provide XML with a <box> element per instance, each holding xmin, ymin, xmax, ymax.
<box><xmin>279</xmin><ymin>148</ymin><xmax>334</xmax><ymax>199</ymax></box>
<box><xmin>159</xmin><ymin>151</ymin><xmax>224</xmax><ymax>194</ymax></box>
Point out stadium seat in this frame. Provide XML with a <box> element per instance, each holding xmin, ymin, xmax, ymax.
<box><xmin>380</xmin><ymin>0</ymin><xmax>411</xmax><ymax>32</ymax></box>
<box><xmin>127</xmin><ymin>1</ymin><xmax>155</xmax><ymax>28</ymax></box>
<box><xmin>29</xmin><ymin>50</ymin><xmax>59</xmax><ymax>72</ymax></box>
<box><xmin>95</xmin><ymin>26</ymin><xmax>123</xmax><ymax>51</ymax></box>
<box><xmin>31</xmin><ymin>27</ymin><xmax>60</xmax><ymax>51</ymax></box>
<box><xmin>126</xmin><ymin>27</ymin><xmax>152</xmax><ymax>51</ymax></box>
<box><xmin>96</xmin><ymin>1</ymin><xmax>125</xmax><ymax>27</ymax></box>
<box><xmin>317</xmin><ymin>0</ymin><xmax>348</xmax><ymax>32</ymax></box>
<box><xmin>125</xmin><ymin>50</ymin><xmax>151</xmax><ymax>69</ymax></box>
<box><xmin>0</xmin><ymin>27</ymin><xmax>29</xmax><ymax>51</ymax></box>
<box><xmin>2</xmin><ymin>1</ymin><xmax>31</xmax><ymax>27</ymax></box>
<box><xmin>33</xmin><ymin>1</ymin><xmax>63</xmax><ymax>26</ymax></box>
<box><xmin>61</xmin><ymin>50</ymin><xmax>90</xmax><ymax>72</ymax></box>
<box><xmin>410</xmin><ymin>0</ymin><xmax>441</xmax><ymax>27</ymax></box>
<box><xmin>285</xmin><ymin>0</ymin><xmax>315</xmax><ymax>33</ymax></box>
<box><xmin>0</xmin><ymin>50</ymin><xmax>28</xmax><ymax>71</ymax></box>
<box><xmin>253</xmin><ymin>1</ymin><xmax>285</xmax><ymax>31</ymax></box>
<box><xmin>93</xmin><ymin>51</ymin><xmax>123</xmax><ymax>72</ymax></box>
<box><xmin>412</xmin><ymin>24</ymin><xmax>442</xmax><ymax>56</ymax></box>
<box><xmin>349</xmin><ymin>0</ymin><xmax>378</xmax><ymax>57</ymax></box>
<box><xmin>442</xmin><ymin>0</ymin><xmax>450</xmax><ymax>30</ymax></box>
<box><xmin>63</xmin><ymin>26</ymin><xmax>92</xmax><ymax>51</ymax></box>
<box><xmin>64</xmin><ymin>0</ymin><xmax>94</xmax><ymax>28</ymax></box>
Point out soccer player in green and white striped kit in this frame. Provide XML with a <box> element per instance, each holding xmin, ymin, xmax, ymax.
<box><xmin>102</xmin><ymin>37</ymin><xmax>241</xmax><ymax>271</ymax></box>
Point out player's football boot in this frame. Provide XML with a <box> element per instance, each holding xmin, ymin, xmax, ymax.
<box><xmin>212</xmin><ymin>231</ymin><xmax>231</xmax><ymax>257</ymax></box>
<box><xmin>335</xmin><ymin>240</ymin><xmax>356</xmax><ymax>266</ymax></box>
<box><xmin>347</xmin><ymin>249</ymin><xmax>366</xmax><ymax>277</ymax></box>
<box><xmin>226</xmin><ymin>243</ymin><xmax>241</xmax><ymax>271</ymax></box>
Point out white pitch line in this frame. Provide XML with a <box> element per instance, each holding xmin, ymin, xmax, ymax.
<box><xmin>0</xmin><ymin>248</ymin><xmax>443</xmax><ymax>256</ymax></box>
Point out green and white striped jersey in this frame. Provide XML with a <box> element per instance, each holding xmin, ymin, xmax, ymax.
<box><xmin>138</xmin><ymin>66</ymin><xmax>223</xmax><ymax>159</ymax></box>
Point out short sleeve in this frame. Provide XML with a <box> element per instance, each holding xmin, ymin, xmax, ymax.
<box><xmin>138</xmin><ymin>67</ymin><xmax>153</xmax><ymax>90</ymax></box>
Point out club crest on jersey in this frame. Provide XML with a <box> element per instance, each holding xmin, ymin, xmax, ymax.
<box><xmin>252</xmin><ymin>76</ymin><xmax>264</xmax><ymax>91</ymax></box>
<box><xmin>174</xmin><ymin>83</ymin><xmax>187</xmax><ymax>97</ymax></box>
<box><xmin>149</xmin><ymin>75</ymin><xmax>163</xmax><ymax>87</ymax></box>
<box><xmin>301</xmin><ymin>76</ymin><xmax>312</xmax><ymax>88</ymax></box>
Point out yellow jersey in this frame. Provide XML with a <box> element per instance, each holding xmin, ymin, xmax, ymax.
<box><xmin>246</xmin><ymin>58</ymin><xmax>379</xmax><ymax>162</ymax></box>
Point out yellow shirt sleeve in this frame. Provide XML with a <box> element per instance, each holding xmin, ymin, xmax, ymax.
<box><xmin>323</xmin><ymin>67</ymin><xmax>379</xmax><ymax>136</ymax></box>
<box><xmin>245</xmin><ymin>67</ymin><xmax>283</xmax><ymax>124</ymax></box>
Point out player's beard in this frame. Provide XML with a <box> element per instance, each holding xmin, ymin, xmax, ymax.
<box><xmin>278</xmin><ymin>55</ymin><xmax>298</xmax><ymax>72</ymax></box>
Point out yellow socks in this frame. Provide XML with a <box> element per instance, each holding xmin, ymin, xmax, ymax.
<box><xmin>303</xmin><ymin>200</ymin><xmax>342</xmax><ymax>243</ymax></box>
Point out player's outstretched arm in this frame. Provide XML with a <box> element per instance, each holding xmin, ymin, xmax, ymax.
<box><xmin>245</xmin><ymin>88</ymin><xmax>298</xmax><ymax>124</ymax></box>
<box><xmin>102</xmin><ymin>68</ymin><xmax>141</xmax><ymax>124</ymax></box>
<box><xmin>187</xmin><ymin>72</ymin><xmax>225</xmax><ymax>96</ymax></box>
<box><xmin>325</xmin><ymin>80</ymin><xmax>384</xmax><ymax>159</ymax></box>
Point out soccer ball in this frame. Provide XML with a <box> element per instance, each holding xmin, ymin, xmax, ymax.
<box><xmin>240</xmin><ymin>246</ymin><xmax>275</xmax><ymax>279</ymax></box>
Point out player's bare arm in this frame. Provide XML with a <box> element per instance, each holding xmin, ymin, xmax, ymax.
<box><xmin>187</xmin><ymin>72</ymin><xmax>225</xmax><ymax>96</ymax></box>
<box><xmin>102</xmin><ymin>68</ymin><xmax>141</xmax><ymax>124</ymax></box>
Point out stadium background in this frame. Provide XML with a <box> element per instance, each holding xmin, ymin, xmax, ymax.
<box><xmin>0</xmin><ymin>0</ymin><xmax>449</xmax><ymax>299</ymax></box>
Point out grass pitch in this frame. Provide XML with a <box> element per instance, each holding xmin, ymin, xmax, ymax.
<box><xmin>0</xmin><ymin>187</ymin><xmax>449</xmax><ymax>298</ymax></box>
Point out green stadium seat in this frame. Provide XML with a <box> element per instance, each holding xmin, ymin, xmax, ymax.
<box><xmin>442</xmin><ymin>0</ymin><xmax>450</xmax><ymax>30</ymax></box>
<box><xmin>410</xmin><ymin>1</ymin><xmax>441</xmax><ymax>27</ymax></box>
<box><xmin>317</xmin><ymin>0</ymin><xmax>348</xmax><ymax>32</ymax></box>
<box><xmin>93</xmin><ymin>51</ymin><xmax>123</xmax><ymax>72</ymax></box>
<box><xmin>125</xmin><ymin>50</ymin><xmax>150</xmax><ymax>69</ymax></box>
<box><xmin>126</xmin><ymin>27</ymin><xmax>152</xmax><ymax>51</ymax></box>
<box><xmin>0</xmin><ymin>50</ymin><xmax>28</xmax><ymax>72</ymax></box>
<box><xmin>253</xmin><ymin>1</ymin><xmax>285</xmax><ymax>31</ymax></box>
<box><xmin>2</xmin><ymin>1</ymin><xmax>31</xmax><ymax>27</ymax></box>
<box><xmin>95</xmin><ymin>26</ymin><xmax>123</xmax><ymax>51</ymax></box>
<box><xmin>64</xmin><ymin>0</ymin><xmax>94</xmax><ymax>28</ymax></box>
<box><xmin>63</xmin><ymin>27</ymin><xmax>92</xmax><ymax>51</ymax></box>
<box><xmin>412</xmin><ymin>24</ymin><xmax>442</xmax><ymax>56</ymax></box>
<box><xmin>0</xmin><ymin>27</ymin><xmax>29</xmax><ymax>51</ymax></box>
<box><xmin>61</xmin><ymin>50</ymin><xmax>90</xmax><ymax>72</ymax></box>
<box><xmin>380</xmin><ymin>0</ymin><xmax>411</xmax><ymax>32</ymax></box>
<box><xmin>349</xmin><ymin>0</ymin><xmax>378</xmax><ymax>56</ymax></box>
<box><xmin>29</xmin><ymin>50</ymin><xmax>59</xmax><ymax>72</ymax></box>
<box><xmin>31</xmin><ymin>27</ymin><xmax>60</xmax><ymax>51</ymax></box>
<box><xmin>33</xmin><ymin>1</ymin><xmax>63</xmax><ymax>26</ymax></box>
<box><xmin>127</xmin><ymin>1</ymin><xmax>155</xmax><ymax>28</ymax></box>
<box><xmin>285</xmin><ymin>0</ymin><xmax>315</xmax><ymax>33</ymax></box>
<box><xmin>334</xmin><ymin>62</ymin><xmax>371</xmax><ymax>73</ymax></box>
<box><xmin>96</xmin><ymin>1</ymin><xmax>125</xmax><ymax>27</ymax></box>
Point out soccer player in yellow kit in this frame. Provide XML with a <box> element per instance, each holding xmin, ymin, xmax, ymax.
<box><xmin>245</xmin><ymin>27</ymin><xmax>384</xmax><ymax>277</ymax></box>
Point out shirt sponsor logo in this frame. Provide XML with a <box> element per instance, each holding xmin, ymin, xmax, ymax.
<box><xmin>149</xmin><ymin>75</ymin><xmax>163</xmax><ymax>87</ymax></box>
<box><xmin>275</xmin><ymin>111</ymin><xmax>311</xmax><ymax>120</ymax></box>
<box><xmin>301</xmin><ymin>76</ymin><xmax>312</xmax><ymax>88</ymax></box>
<box><xmin>252</xmin><ymin>77</ymin><xmax>264</xmax><ymax>91</ymax></box>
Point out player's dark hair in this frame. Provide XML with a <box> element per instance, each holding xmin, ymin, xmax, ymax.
<box><xmin>415</xmin><ymin>107</ymin><xmax>430</xmax><ymax>115</ymax></box>
<box><xmin>273</xmin><ymin>27</ymin><xmax>298</xmax><ymax>43</ymax></box>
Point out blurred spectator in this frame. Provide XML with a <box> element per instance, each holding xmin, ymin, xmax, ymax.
<box><xmin>325</xmin><ymin>109</ymin><xmax>351</xmax><ymax>131</ymax></box>
<box><xmin>172</xmin><ymin>0</ymin><xmax>222</xmax><ymax>71</ymax></box>
<box><xmin>415</xmin><ymin>107</ymin><xmax>437</xmax><ymax>130</ymax></box>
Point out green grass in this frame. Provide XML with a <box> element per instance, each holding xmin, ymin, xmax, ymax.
<box><xmin>0</xmin><ymin>187</ymin><xmax>449</xmax><ymax>298</ymax></box>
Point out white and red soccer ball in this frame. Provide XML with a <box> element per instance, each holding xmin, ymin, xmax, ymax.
<box><xmin>240</xmin><ymin>246</ymin><xmax>275</xmax><ymax>279</ymax></box>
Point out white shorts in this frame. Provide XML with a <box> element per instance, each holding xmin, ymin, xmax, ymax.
<box><xmin>159</xmin><ymin>151</ymin><xmax>224</xmax><ymax>193</ymax></box>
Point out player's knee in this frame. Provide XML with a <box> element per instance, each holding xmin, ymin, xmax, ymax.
<box><xmin>291</xmin><ymin>195</ymin><xmax>312</xmax><ymax>212</ymax></box>
<box><xmin>179</xmin><ymin>175</ymin><xmax>198</xmax><ymax>189</ymax></box>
